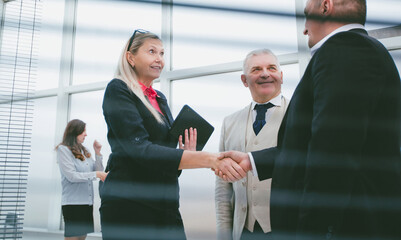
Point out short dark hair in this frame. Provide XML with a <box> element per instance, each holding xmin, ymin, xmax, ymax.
<box><xmin>335</xmin><ymin>0</ymin><xmax>367</xmax><ymax>25</ymax></box>
<box><xmin>308</xmin><ymin>0</ymin><xmax>366</xmax><ymax>25</ymax></box>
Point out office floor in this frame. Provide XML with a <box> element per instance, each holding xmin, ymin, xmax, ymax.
<box><xmin>22</xmin><ymin>229</ymin><xmax>209</xmax><ymax>240</ymax></box>
<box><xmin>22</xmin><ymin>229</ymin><xmax>101</xmax><ymax>240</ymax></box>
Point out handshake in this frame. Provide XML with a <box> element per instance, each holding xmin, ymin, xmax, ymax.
<box><xmin>213</xmin><ymin>151</ymin><xmax>253</xmax><ymax>182</ymax></box>
<box><xmin>179</xmin><ymin>128</ymin><xmax>253</xmax><ymax>180</ymax></box>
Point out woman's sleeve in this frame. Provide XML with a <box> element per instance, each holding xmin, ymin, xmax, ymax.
<box><xmin>57</xmin><ymin>146</ymin><xmax>96</xmax><ymax>182</ymax></box>
<box><xmin>94</xmin><ymin>154</ymin><xmax>104</xmax><ymax>171</ymax></box>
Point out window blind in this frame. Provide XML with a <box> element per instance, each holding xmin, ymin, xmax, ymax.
<box><xmin>0</xmin><ymin>0</ymin><xmax>41</xmax><ymax>239</ymax></box>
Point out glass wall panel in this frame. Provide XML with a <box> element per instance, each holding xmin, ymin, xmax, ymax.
<box><xmin>69</xmin><ymin>90</ymin><xmax>109</xmax><ymax>232</ymax></box>
<box><xmin>281</xmin><ymin>63</ymin><xmax>300</xmax><ymax>98</ymax></box>
<box><xmin>171</xmin><ymin>64</ymin><xmax>299</xmax><ymax>239</ymax></box>
<box><xmin>153</xmin><ymin>81</ymin><xmax>161</xmax><ymax>90</ymax></box>
<box><xmin>172</xmin><ymin>0</ymin><xmax>298</xmax><ymax>69</ymax></box>
<box><xmin>366</xmin><ymin>0</ymin><xmax>401</xmax><ymax>30</ymax></box>
<box><xmin>36</xmin><ymin>0</ymin><xmax>65</xmax><ymax>90</ymax></box>
<box><xmin>25</xmin><ymin>97</ymin><xmax>58</xmax><ymax>228</ymax></box>
<box><xmin>172</xmin><ymin>72</ymin><xmax>247</xmax><ymax>239</ymax></box>
<box><xmin>73</xmin><ymin>0</ymin><xmax>162</xmax><ymax>85</ymax></box>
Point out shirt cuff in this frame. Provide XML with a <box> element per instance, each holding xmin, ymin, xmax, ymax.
<box><xmin>89</xmin><ymin>172</ymin><xmax>97</xmax><ymax>181</ymax></box>
<box><xmin>248</xmin><ymin>152</ymin><xmax>258</xmax><ymax>177</ymax></box>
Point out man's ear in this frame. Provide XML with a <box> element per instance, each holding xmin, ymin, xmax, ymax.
<box><xmin>321</xmin><ymin>0</ymin><xmax>334</xmax><ymax>16</ymax></box>
<box><xmin>126</xmin><ymin>51</ymin><xmax>135</xmax><ymax>67</ymax></box>
<box><xmin>241</xmin><ymin>74</ymin><xmax>248</xmax><ymax>87</ymax></box>
<box><xmin>280</xmin><ymin>71</ymin><xmax>283</xmax><ymax>84</ymax></box>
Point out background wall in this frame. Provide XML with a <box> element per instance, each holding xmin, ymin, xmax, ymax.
<box><xmin>0</xmin><ymin>0</ymin><xmax>398</xmax><ymax>239</ymax></box>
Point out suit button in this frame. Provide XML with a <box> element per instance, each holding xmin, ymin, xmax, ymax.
<box><xmin>242</xmin><ymin>207</ymin><xmax>246</xmax><ymax>212</ymax></box>
<box><xmin>253</xmin><ymin>186</ymin><xmax>256</xmax><ymax>191</ymax></box>
<box><xmin>253</xmin><ymin>202</ymin><xmax>257</xmax><ymax>206</ymax></box>
<box><xmin>326</xmin><ymin>233</ymin><xmax>332</xmax><ymax>239</ymax></box>
<box><xmin>328</xmin><ymin>226</ymin><xmax>333</xmax><ymax>232</ymax></box>
<box><xmin>135</xmin><ymin>137</ymin><xmax>140</xmax><ymax>141</ymax></box>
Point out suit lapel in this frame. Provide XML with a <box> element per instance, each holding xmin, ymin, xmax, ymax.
<box><xmin>155</xmin><ymin>95</ymin><xmax>173</xmax><ymax>127</ymax></box>
<box><xmin>238</xmin><ymin>104</ymin><xmax>252</xmax><ymax>151</ymax></box>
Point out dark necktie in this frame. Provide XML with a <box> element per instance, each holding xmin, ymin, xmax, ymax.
<box><xmin>253</xmin><ymin>103</ymin><xmax>274</xmax><ymax>135</ymax></box>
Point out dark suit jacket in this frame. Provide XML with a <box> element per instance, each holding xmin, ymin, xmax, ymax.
<box><xmin>252</xmin><ymin>29</ymin><xmax>401</xmax><ymax>240</ymax></box>
<box><xmin>101</xmin><ymin>78</ymin><xmax>183</xmax><ymax>220</ymax></box>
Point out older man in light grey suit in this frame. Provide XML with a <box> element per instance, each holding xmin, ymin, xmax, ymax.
<box><xmin>215</xmin><ymin>49</ymin><xmax>288</xmax><ymax>240</ymax></box>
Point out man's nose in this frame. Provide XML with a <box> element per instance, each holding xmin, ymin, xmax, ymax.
<box><xmin>303</xmin><ymin>28</ymin><xmax>308</xmax><ymax>35</ymax></box>
<box><xmin>260</xmin><ymin>69</ymin><xmax>270</xmax><ymax>77</ymax></box>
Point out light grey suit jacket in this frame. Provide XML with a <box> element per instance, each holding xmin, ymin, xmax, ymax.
<box><xmin>215</xmin><ymin>96</ymin><xmax>288</xmax><ymax>240</ymax></box>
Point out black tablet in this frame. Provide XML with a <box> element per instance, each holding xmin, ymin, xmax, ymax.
<box><xmin>169</xmin><ymin>105</ymin><xmax>214</xmax><ymax>151</ymax></box>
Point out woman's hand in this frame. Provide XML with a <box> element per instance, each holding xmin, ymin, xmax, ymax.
<box><xmin>96</xmin><ymin>171</ymin><xmax>108</xmax><ymax>182</ymax></box>
<box><xmin>178</xmin><ymin>128</ymin><xmax>197</xmax><ymax>151</ymax></box>
<box><xmin>212</xmin><ymin>156</ymin><xmax>247</xmax><ymax>182</ymax></box>
<box><xmin>93</xmin><ymin>140</ymin><xmax>102</xmax><ymax>156</ymax></box>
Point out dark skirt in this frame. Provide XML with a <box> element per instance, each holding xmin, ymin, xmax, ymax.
<box><xmin>62</xmin><ymin>205</ymin><xmax>94</xmax><ymax>237</ymax></box>
<box><xmin>100</xmin><ymin>199</ymin><xmax>186</xmax><ymax>240</ymax></box>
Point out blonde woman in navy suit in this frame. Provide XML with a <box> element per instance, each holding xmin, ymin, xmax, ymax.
<box><xmin>100</xmin><ymin>30</ymin><xmax>245</xmax><ymax>240</ymax></box>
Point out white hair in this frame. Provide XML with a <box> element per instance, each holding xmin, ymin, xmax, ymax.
<box><xmin>243</xmin><ymin>49</ymin><xmax>281</xmax><ymax>74</ymax></box>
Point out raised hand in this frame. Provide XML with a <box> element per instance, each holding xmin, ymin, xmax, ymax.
<box><xmin>93</xmin><ymin>140</ymin><xmax>102</xmax><ymax>156</ymax></box>
<box><xmin>216</xmin><ymin>151</ymin><xmax>252</xmax><ymax>182</ymax></box>
<box><xmin>179</xmin><ymin>127</ymin><xmax>197</xmax><ymax>151</ymax></box>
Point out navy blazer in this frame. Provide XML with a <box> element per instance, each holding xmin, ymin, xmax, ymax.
<box><xmin>252</xmin><ymin>29</ymin><xmax>401</xmax><ymax>240</ymax></box>
<box><xmin>101</xmin><ymin>78</ymin><xmax>183</xmax><ymax>213</ymax></box>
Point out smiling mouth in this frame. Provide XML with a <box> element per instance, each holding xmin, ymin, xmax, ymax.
<box><xmin>258</xmin><ymin>81</ymin><xmax>274</xmax><ymax>85</ymax></box>
<box><xmin>151</xmin><ymin>66</ymin><xmax>161</xmax><ymax>70</ymax></box>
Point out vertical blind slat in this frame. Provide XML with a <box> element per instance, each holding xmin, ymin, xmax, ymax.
<box><xmin>0</xmin><ymin>0</ymin><xmax>41</xmax><ymax>239</ymax></box>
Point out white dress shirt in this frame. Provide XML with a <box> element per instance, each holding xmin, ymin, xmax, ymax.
<box><xmin>250</xmin><ymin>93</ymin><xmax>283</xmax><ymax>122</ymax></box>
<box><xmin>248</xmin><ymin>94</ymin><xmax>282</xmax><ymax>176</ymax></box>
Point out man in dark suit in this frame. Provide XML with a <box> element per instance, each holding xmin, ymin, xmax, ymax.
<box><xmin>218</xmin><ymin>0</ymin><xmax>401</xmax><ymax>239</ymax></box>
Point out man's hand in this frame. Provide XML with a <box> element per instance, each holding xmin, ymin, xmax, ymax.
<box><xmin>214</xmin><ymin>157</ymin><xmax>247</xmax><ymax>182</ymax></box>
<box><xmin>215</xmin><ymin>151</ymin><xmax>252</xmax><ymax>182</ymax></box>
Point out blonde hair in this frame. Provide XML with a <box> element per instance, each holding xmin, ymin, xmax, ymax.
<box><xmin>114</xmin><ymin>31</ymin><xmax>164</xmax><ymax>123</ymax></box>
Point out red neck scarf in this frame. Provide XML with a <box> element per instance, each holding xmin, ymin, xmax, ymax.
<box><xmin>138</xmin><ymin>81</ymin><xmax>163</xmax><ymax>115</ymax></box>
